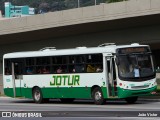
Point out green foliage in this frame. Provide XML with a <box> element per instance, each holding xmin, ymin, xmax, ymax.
<box><xmin>108</xmin><ymin>0</ymin><xmax>127</xmax><ymax>3</ymax></box>
<box><xmin>0</xmin><ymin>0</ymin><xmax>127</xmax><ymax>15</ymax></box>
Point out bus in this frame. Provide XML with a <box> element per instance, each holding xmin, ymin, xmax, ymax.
<box><xmin>3</xmin><ymin>43</ymin><xmax>157</xmax><ymax>105</ymax></box>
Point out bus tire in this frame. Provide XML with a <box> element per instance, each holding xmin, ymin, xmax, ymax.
<box><xmin>92</xmin><ymin>87</ymin><xmax>105</xmax><ymax>105</ymax></box>
<box><xmin>125</xmin><ymin>97</ymin><xmax>138</xmax><ymax>104</ymax></box>
<box><xmin>60</xmin><ymin>98</ymin><xmax>75</xmax><ymax>103</ymax></box>
<box><xmin>32</xmin><ymin>87</ymin><xmax>43</xmax><ymax>104</ymax></box>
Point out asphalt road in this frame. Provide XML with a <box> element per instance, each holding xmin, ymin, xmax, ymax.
<box><xmin>0</xmin><ymin>97</ymin><xmax>160</xmax><ymax>119</ymax></box>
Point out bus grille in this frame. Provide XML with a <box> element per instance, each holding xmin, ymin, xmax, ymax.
<box><xmin>131</xmin><ymin>85</ymin><xmax>149</xmax><ymax>89</ymax></box>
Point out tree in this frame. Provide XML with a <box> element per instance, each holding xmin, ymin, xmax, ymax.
<box><xmin>50</xmin><ymin>1</ymin><xmax>59</xmax><ymax>11</ymax></box>
<box><xmin>0</xmin><ymin>0</ymin><xmax>128</xmax><ymax>15</ymax></box>
<box><xmin>107</xmin><ymin>0</ymin><xmax>127</xmax><ymax>3</ymax></box>
<box><xmin>38</xmin><ymin>2</ymin><xmax>50</xmax><ymax>13</ymax></box>
<box><xmin>65</xmin><ymin>0</ymin><xmax>77</xmax><ymax>9</ymax></box>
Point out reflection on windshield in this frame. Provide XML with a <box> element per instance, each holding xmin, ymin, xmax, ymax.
<box><xmin>118</xmin><ymin>54</ymin><xmax>154</xmax><ymax>79</ymax></box>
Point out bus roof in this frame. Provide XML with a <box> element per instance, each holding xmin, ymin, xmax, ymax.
<box><xmin>3</xmin><ymin>44</ymin><xmax>149</xmax><ymax>59</ymax></box>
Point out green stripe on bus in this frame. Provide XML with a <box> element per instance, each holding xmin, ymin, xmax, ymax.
<box><xmin>4</xmin><ymin>87</ymin><xmax>108</xmax><ymax>99</ymax></box>
<box><xmin>4</xmin><ymin>86</ymin><xmax>156</xmax><ymax>99</ymax></box>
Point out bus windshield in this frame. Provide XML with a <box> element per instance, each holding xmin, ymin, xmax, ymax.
<box><xmin>117</xmin><ymin>53</ymin><xmax>155</xmax><ymax>80</ymax></box>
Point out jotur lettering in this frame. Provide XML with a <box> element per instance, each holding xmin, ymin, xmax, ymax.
<box><xmin>50</xmin><ymin>75</ymin><xmax>80</xmax><ymax>86</ymax></box>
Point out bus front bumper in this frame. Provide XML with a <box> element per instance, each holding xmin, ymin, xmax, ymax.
<box><xmin>117</xmin><ymin>86</ymin><xmax>157</xmax><ymax>98</ymax></box>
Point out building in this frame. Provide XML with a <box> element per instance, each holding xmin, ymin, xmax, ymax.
<box><xmin>5</xmin><ymin>2</ymin><xmax>35</xmax><ymax>18</ymax></box>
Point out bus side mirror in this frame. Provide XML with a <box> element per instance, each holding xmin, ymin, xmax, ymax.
<box><xmin>115</xmin><ymin>58</ymin><xmax>119</xmax><ymax>65</ymax></box>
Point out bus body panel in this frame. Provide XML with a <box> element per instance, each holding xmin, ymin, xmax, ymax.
<box><xmin>3</xmin><ymin>73</ymin><xmax>109</xmax><ymax>99</ymax></box>
<box><xmin>3</xmin><ymin>74</ymin><xmax>156</xmax><ymax>99</ymax></box>
<box><xmin>117</xmin><ymin>78</ymin><xmax>157</xmax><ymax>98</ymax></box>
<box><xmin>117</xmin><ymin>86</ymin><xmax>157</xmax><ymax>98</ymax></box>
<box><xmin>3</xmin><ymin>44</ymin><xmax>157</xmax><ymax>103</ymax></box>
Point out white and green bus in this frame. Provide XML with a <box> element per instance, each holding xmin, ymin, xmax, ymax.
<box><xmin>3</xmin><ymin>43</ymin><xmax>157</xmax><ymax>105</ymax></box>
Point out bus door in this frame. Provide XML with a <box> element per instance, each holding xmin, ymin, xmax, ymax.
<box><xmin>11</xmin><ymin>61</ymin><xmax>23</xmax><ymax>97</ymax></box>
<box><xmin>106</xmin><ymin>56</ymin><xmax>117</xmax><ymax>98</ymax></box>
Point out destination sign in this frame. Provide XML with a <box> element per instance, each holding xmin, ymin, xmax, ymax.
<box><xmin>117</xmin><ymin>47</ymin><xmax>150</xmax><ymax>54</ymax></box>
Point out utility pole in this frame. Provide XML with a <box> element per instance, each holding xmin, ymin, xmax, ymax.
<box><xmin>78</xmin><ymin>0</ymin><xmax>80</xmax><ymax>8</ymax></box>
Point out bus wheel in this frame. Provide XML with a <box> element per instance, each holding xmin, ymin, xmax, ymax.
<box><xmin>92</xmin><ymin>87</ymin><xmax>105</xmax><ymax>105</ymax></box>
<box><xmin>125</xmin><ymin>97</ymin><xmax>138</xmax><ymax>104</ymax></box>
<box><xmin>33</xmin><ymin>87</ymin><xmax>43</xmax><ymax>104</ymax></box>
<box><xmin>60</xmin><ymin>98</ymin><xmax>75</xmax><ymax>103</ymax></box>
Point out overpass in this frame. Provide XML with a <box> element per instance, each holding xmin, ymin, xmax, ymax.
<box><xmin>0</xmin><ymin>0</ymin><xmax>160</xmax><ymax>94</ymax></box>
<box><xmin>1</xmin><ymin>0</ymin><xmax>160</xmax><ymax>47</ymax></box>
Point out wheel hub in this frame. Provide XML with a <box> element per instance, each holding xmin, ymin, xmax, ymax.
<box><xmin>34</xmin><ymin>91</ymin><xmax>40</xmax><ymax>101</ymax></box>
<box><xmin>95</xmin><ymin>91</ymin><xmax>101</xmax><ymax>101</ymax></box>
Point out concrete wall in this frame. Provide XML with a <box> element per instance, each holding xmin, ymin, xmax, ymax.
<box><xmin>0</xmin><ymin>24</ymin><xmax>160</xmax><ymax>55</ymax></box>
<box><xmin>0</xmin><ymin>0</ymin><xmax>160</xmax><ymax>35</ymax></box>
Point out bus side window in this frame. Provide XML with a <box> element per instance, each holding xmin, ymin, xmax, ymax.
<box><xmin>96</xmin><ymin>64</ymin><xmax>103</xmax><ymax>72</ymax></box>
<box><xmin>5</xmin><ymin>68</ymin><xmax>11</xmax><ymax>75</ymax></box>
<box><xmin>42</xmin><ymin>66</ymin><xmax>50</xmax><ymax>74</ymax></box>
<box><xmin>4</xmin><ymin>59</ymin><xmax>12</xmax><ymax>75</ymax></box>
<box><xmin>26</xmin><ymin>67</ymin><xmax>33</xmax><ymax>74</ymax></box>
<box><xmin>87</xmin><ymin>64</ymin><xmax>96</xmax><ymax>72</ymax></box>
<box><xmin>86</xmin><ymin>54</ymin><xmax>103</xmax><ymax>73</ymax></box>
<box><xmin>56</xmin><ymin>66</ymin><xmax>62</xmax><ymax>73</ymax></box>
<box><xmin>74</xmin><ymin>64</ymin><xmax>85</xmax><ymax>73</ymax></box>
